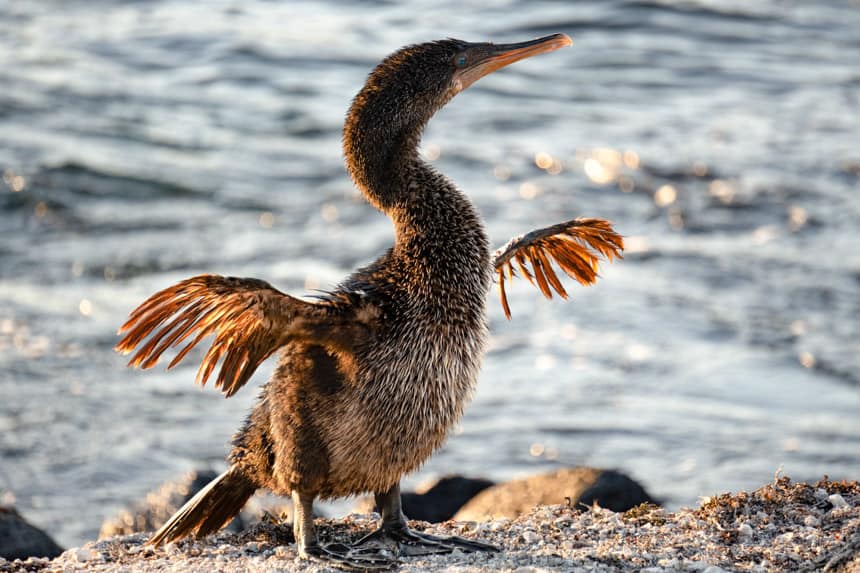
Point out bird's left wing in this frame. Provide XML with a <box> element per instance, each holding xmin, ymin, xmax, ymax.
<box><xmin>115</xmin><ymin>275</ymin><xmax>377</xmax><ymax>397</ymax></box>
<box><xmin>492</xmin><ymin>218</ymin><xmax>623</xmax><ymax>319</ymax></box>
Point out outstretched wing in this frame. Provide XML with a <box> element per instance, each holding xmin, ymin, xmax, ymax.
<box><xmin>116</xmin><ymin>275</ymin><xmax>376</xmax><ymax>397</ymax></box>
<box><xmin>492</xmin><ymin>218</ymin><xmax>624</xmax><ymax>319</ymax></box>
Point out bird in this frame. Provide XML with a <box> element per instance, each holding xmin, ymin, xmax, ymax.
<box><xmin>116</xmin><ymin>33</ymin><xmax>623</xmax><ymax>569</ymax></box>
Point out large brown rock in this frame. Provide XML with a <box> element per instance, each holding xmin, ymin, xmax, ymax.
<box><xmin>0</xmin><ymin>506</ymin><xmax>63</xmax><ymax>560</ymax></box>
<box><xmin>454</xmin><ymin>467</ymin><xmax>655</xmax><ymax>521</ymax></box>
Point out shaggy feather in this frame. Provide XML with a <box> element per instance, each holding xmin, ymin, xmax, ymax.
<box><xmin>493</xmin><ymin>218</ymin><xmax>624</xmax><ymax>319</ymax></box>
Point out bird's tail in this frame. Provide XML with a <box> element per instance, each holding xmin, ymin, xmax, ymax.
<box><xmin>148</xmin><ymin>466</ymin><xmax>256</xmax><ymax>546</ymax></box>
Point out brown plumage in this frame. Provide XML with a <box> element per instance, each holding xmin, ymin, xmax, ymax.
<box><xmin>117</xmin><ymin>276</ymin><xmax>377</xmax><ymax>397</ymax></box>
<box><xmin>116</xmin><ymin>34</ymin><xmax>622</xmax><ymax>568</ymax></box>
<box><xmin>493</xmin><ymin>218</ymin><xmax>624</xmax><ymax>319</ymax></box>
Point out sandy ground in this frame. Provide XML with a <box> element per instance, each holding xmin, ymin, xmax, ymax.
<box><xmin>2</xmin><ymin>477</ymin><xmax>857</xmax><ymax>573</ymax></box>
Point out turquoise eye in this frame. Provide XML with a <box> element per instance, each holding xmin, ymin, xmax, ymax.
<box><xmin>456</xmin><ymin>55</ymin><xmax>467</xmax><ymax>67</ymax></box>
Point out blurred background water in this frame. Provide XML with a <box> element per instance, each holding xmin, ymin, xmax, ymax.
<box><xmin>1</xmin><ymin>0</ymin><xmax>859</xmax><ymax>548</ymax></box>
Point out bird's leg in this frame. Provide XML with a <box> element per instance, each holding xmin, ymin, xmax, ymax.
<box><xmin>292</xmin><ymin>490</ymin><xmax>395</xmax><ymax>570</ymax></box>
<box><xmin>356</xmin><ymin>482</ymin><xmax>500</xmax><ymax>557</ymax></box>
<box><xmin>291</xmin><ymin>490</ymin><xmax>317</xmax><ymax>559</ymax></box>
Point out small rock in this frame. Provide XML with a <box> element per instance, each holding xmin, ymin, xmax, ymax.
<box><xmin>165</xmin><ymin>542</ymin><xmax>183</xmax><ymax>556</ymax></box>
<box><xmin>74</xmin><ymin>547</ymin><xmax>97</xmax><ymax>562</ymax></box>
<box><xmin>738</xmin><ymin>522</ymin><xmax>753</xmax><ymax>537</ymax></box>
<box><xmin>777</xmin><ymin>531</ymin><xmax>795</xmax><ymax>543</ymax></box>
<box><xmin>803</xmin><ymin>515</ymin><xmax>820</xmax><ymax>527</ymax></box>
<box><xmin>703</xmin><ymin>566</ymin><xmax>728</xmax><ymax>573</ymax></box>
<box><xmin>522</xmin><ymin>530</ymin><xmax>540</xmax><ymax>544</ymax></box>
<box><xmin>814</xmin><ymin>488</ymin><xmax>829</xmax><ymax>501</ymax></box>
<box><xmin>828</xmin><ymin>493</ymin><xmax>848</xmax><ymax>509</ymax></box>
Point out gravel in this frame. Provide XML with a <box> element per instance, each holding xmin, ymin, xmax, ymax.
<box><xmin>2</xmin><ymin>476</ymin><xmax>857</xmax><ymax>573</ymax></box>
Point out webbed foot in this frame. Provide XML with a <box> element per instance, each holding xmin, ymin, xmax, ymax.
<box><xmin>356</xmin><ymin>523</ymin><xmax>500</xmax><ymax>557</ymax></box>
<box><xmin>303</xmin><ymin>541</ymin><xmax>397</xmax><ymax>571</ymax></box>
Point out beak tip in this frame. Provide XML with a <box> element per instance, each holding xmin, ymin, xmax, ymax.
<box><xmin>560</xmin><ymin>33</ymin><xmax>573</xmax><ymax>47</ymax></box>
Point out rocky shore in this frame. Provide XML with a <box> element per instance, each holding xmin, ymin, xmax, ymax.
<box><xmin>2</xmin><ymin>476</ymin><xmax>857</xmax><ymax>573</ymax></box>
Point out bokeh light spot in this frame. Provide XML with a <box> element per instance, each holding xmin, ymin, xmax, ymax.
<box><xmin>259</xmin><ymin>211</ymin><xmax>275</xmax><ymax>228</ymax></box>
<box><xmin>79</xmin><ymin>299</ymin><xmax>93</xmax><ymax>316</ymax></box>
<box><xmin>519</xmin><ymin>182</ymin><xmax>539</xmax><ymax>200</ymax></box>
<box><xmin>321</xmin><ymin>203</ymin><xmax>338</xmax><ymax>223</ymax></box>
<box><xmin>654</xmin><ymin>185</ymin><xmax>677</xmax><ymax>207</ymax></box>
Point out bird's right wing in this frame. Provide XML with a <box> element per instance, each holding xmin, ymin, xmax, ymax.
<box><xmin>492</xmin><ymin>218</ymin><xmax>624</xmax><ymax>319</ymax></box>
<box><xmin>115</xmin><ymin>275</ymin><xmax>378</xmax><ymax>397</ymax></box>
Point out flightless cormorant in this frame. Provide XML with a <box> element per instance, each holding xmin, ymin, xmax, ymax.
<box><xmin>117</xmin><ymin>33</ymin><xmax>623</xmax><ymax>569</ymax></box>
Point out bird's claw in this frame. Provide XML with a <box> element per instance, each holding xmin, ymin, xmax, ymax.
<box><xmin>356</xmin><ymin>524</ymin><xmax>500</xmax><ymax>557</ymax></box>
<box><xmin>304</xmin><ymin>542</ymin><xmax>397</xmax><ymax>571</ymax></box>
<box><xmin>300</xmin><ymin>524</ymin><xmax>498</xmax><ymax>570</ymax></box>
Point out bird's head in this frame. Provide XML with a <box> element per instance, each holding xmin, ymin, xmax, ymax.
<box><xmin>372</xmin><ymin>34</ymin><xmax>571</xmax><ymax>111</ymax></box>
<box><xmin>346</xmin><ymin>34</ymin><xmax>572</xmax><ymax>141</ymax></box>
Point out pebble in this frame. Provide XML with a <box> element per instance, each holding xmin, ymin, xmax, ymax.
<box><xmin>703</xmin><ymin>566</ymin><xmax>728</xmax><ymax>573</ymax></box>
<box><xmin>165</xmin><ymin>543</ymin><xmax>183</xmax><ymax>556</ymax></box>
<box><xmin>803</xmin><ymin>515</ymin><xmax>820</xmax><ymax>527</ymax></box>
<box><xmin>522</xmin><ymin>530</ymin><xmax>541</xmax><ymax>544</ymax></box>
<box><xmin>74</xmin><ymin>548</ymin><xmax>98</xmax><ymax>562</ymax></box>
<box><xmin>553</xmin><ymin>515</ymin><xmax>571</xmax><ymax>527</ymax></box>
<box><xmin>776</xmin><ymin>532</ymin><xmax>794</xmax><ymax>543</ymax></box>
<box><xmin>828</xmin><ymin>493</ymin><xmax>848</xmax><ymax>509</ymax></box>
<box><xmin>738</xmin><ymin>523</ymin><xmax>753</xmax><ymax>537</ymax></box>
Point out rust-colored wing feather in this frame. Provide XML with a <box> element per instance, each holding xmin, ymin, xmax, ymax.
<box><xmin>492</xmin><ymin>218</ymin><xmax>624</xmax><ymax>319</ymax></box>
<box><xmin>115</xmin><ymin>274</ymin><xmax>357</xmax><ymax>397</ymax></box>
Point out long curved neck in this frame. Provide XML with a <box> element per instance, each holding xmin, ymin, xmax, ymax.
<box><xmin>343</xmin><ymin>86</ymin><xmax>431</xmax><ymax>213</ymax></box>
<box><xmin>343</xmin><ymin>85</ymin><xmax>489</xmax><ymax>284</ymax></box>
<box><xmin>342</xmin><ymin>77</ymin><xmax>491</xmax><ymax>305</ymax></box>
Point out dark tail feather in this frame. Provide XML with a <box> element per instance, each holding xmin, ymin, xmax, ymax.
<box><xmin>148</xmin><ymin>466</ymin><xmax>256</xmax><ymax>546</ymax></box>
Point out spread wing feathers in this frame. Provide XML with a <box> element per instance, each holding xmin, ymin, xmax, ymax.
<box><xmin>115</xmin><ymin>274</ymin><xmax>349</xmax><ymax>397</ymax></box>
<box><xmin>492</xmin><ymin>218</ymin><xmax>624</xmax><ymax>319</ymax></box>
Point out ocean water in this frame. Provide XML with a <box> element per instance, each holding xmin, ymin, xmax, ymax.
<box><xmin>1</xmin><ymin>0</ymin><xmax>858</xmax><ymax>548</ymax></box>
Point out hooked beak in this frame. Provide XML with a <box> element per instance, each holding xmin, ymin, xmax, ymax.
<box><xmin>454</xmin><ymin>33</ymin><xmax>572</xmax><ymax>92</ymax></box>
